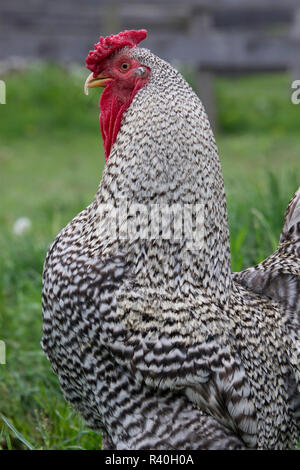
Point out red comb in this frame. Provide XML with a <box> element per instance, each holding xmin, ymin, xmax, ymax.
<box><xmin>86</xmin><ymin>29</ymin><xmax>147</xmax><ymax>76</ymax></box>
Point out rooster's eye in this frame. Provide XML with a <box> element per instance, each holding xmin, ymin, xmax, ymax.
<box><xmin>120</xmin><ymin>63</ymin><xmax>130</xmax><ymax>72</ymax></box>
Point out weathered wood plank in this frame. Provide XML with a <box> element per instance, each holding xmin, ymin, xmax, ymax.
<box><xmin>144</xmin><ymin>33</ymin><xmax>300</xmax><ymax>72</ymax></box>
<box><xmin>92</xmin><ymin>0</ymin><xmax>300</xmax><ymax>9</ymax></box>
<box><xmin>1</xmin><ymin>27</ymin><xmax>299</xmax><ymax>72</ymax></box>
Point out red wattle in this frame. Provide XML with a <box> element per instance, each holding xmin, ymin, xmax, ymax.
<box><xmin>99</xmin><ymin>80</ymin><xmax>145</xmax><ymax>161</ymax></box>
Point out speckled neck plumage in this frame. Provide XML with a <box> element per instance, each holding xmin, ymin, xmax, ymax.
<box><xmin>92</xmin><ymin>47</ymin><xmax>231</xmax><ymax>304</ymax></box>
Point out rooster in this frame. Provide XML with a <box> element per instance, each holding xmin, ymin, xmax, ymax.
<box><xmin>42</xmin><ymin>30</ymin><xmax>300</xmax><ymax>450</ymax></box>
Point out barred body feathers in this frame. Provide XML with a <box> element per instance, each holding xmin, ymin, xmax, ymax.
<box><xmin>42</xmin><ymin>31</ymin><xmax>300</xmax><ymax>449</ymax></box>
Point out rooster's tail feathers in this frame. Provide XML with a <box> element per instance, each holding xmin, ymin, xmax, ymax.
<box><xmin>280</xmin><ymin>187</ymin><xmax>300</xmax><ymax>244</ymax></box>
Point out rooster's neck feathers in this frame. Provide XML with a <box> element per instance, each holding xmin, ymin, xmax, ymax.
<box><xmin>91</xmin><ymin>47</ymin><xmax>232</xmax><ymax>303</ymax></box>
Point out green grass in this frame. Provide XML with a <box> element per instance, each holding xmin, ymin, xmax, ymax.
<box><xmin>0</xmin><ymin>64</ymin><xmax>299</xmax><ymax>449</ymax></box>
<box><xmin>216</xmin><ymin>73</ymin><xmax>300</xmax><ymax>135</ymax></box>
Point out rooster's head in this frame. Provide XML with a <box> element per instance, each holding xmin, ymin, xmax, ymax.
<box><xmin>85</xmin><ymin>30</ymin><xmax>150</xmax><ymax>160</ymax></box>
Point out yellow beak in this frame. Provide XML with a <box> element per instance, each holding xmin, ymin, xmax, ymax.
<box><xmin>84</xmin><ymin>73</ymin><xmax>114</xmax><ymax>95</ymax></box>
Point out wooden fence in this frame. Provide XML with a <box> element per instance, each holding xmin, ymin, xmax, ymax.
<box><xmin>1</xmin><ymin>0</ymin><xmax>300</xmax><ymax>124</ymax></box>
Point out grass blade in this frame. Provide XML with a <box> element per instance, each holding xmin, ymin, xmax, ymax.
<box><xmin>1</xmin><ymin>414</ymin><xmax>35</xmax><ymax>450</ymax></box>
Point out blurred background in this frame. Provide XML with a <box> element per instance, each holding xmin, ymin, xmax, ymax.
<box><xmin>0</xmin><ymin>0</ymin><xmax>299</xmax><ymax>449</ymax></box>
